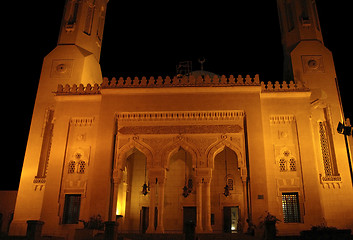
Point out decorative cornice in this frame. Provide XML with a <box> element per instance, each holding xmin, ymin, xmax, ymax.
<box><xmin>102</xmin><ymin>74</ymin><xmax>260</xmax><ymax>88</ymax></box>
<box><xmin>70</xmin><ymin>117</ymin><xmax>95</xmax><ymax>126</ymax></box>
<box><xmin>270</xmin><ymin>115</ymin><xmax>296</xmax><ymax>124</ymax></box>
<box><xmin>116</xmin><ymin>110</ymin><xmax>245</xmax><ymax>122</ymax></box>
<box><xmin>118</xmin><ymin>125</ymin><xmax>243</xmax><ymax>135</ymax></box>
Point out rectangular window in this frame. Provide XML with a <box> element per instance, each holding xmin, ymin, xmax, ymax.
<box><xmin>285</xmin><ymin>1</ymin><xmax>295</xmax><ymax>31</ymax></box>
<box><xmin>63</xmin><ymin>194</ymin><xmax>81</xmax><ymax>224</ymax></box>
<box><xmin>282</xmin><ymin>192</ymin><xmax>300</xmax><ymax>223</ymax></box>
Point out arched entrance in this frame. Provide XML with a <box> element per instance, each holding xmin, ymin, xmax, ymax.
<box><xmin>211</xmin><ymin>146</ymin><xmax>246</xmax><ymax>233</ymax></box>
<box><xmin>164</xmin><ymin>147</ymin><xmax>195</xmax><ymax>233</ymax></box>
<box><xmin>115</xmin><ymin>148</ymin><xmax>150</xmax><ymax>233</ymax></box>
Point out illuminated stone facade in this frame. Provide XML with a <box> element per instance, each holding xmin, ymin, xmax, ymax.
<box><xmin>10</xmin><ymin>0</ymin><xmax>353</xmax><ymax>238</ymax></box>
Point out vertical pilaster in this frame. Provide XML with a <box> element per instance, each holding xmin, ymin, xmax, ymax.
<box><xmin>203</xmin><ymin>178</ymin><xmax>212</xmax><ymax>232</ymax></box>
<box><xmin>146</xmin><ymin>180</ymin><xmax>156</xmax><ymax>233</ymax></box>
<box><xmin>195</xmin><ymin>177</ymin><xmax>203</xmax><ymax>233</ymax></box>
<box><xmin>156</xmin><ymin>177</ymin><xmax>165</xmax><ymax>233</ymax></box>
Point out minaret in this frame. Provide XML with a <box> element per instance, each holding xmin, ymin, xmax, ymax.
<box><xmin>277</xmin><ymin>0</ymin><xmax>353</xmax><ymax>227</ymax></box>
<box><xmin>10</xmin><ymin>0</ymin><xmax>108</xmax><ymax>235</ymax></box>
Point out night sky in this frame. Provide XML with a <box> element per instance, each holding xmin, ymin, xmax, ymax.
<box><xmin>2</xmin><ymin>1</ymin><xmax>351</xmax><ymax>190</ymax></box>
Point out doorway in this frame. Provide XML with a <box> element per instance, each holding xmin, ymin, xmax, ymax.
<box><xmin>223</xmin><ymin>206</ymin><xmax>239</xmax><ymax>233</ymax></box>
<box><xmin>140</xmin><ymin>207</ymin><xmax>149</xmax><ymax>233</ymax></box>
<box><xmin>140</xmin><ymin>207</ymin><xmax>158</xmax><ymax>233</ymax></box>
<box><xmin>183</xmin><ymin>207</ymin><xmax>196</xmax><ymax>240</ymax></box>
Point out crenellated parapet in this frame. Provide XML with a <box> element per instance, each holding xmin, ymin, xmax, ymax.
<box><xmin>54</xmin><ymin>75</ymin><xmax>310</xmax><ymax>96</ymax></box>
<box><xmin>55</xmin><ymin>83</ymin><xmax>100</xmax><ymax>95</ymax></box>
<box><xmin>261</xmin><ymin>80</ymin><xmax>309</xmax><ymax>92</ymax></box>
<box><xmin>101</xmin><ymin>74</ymin><xmax>260</xmax><ymax>88</ymax></box>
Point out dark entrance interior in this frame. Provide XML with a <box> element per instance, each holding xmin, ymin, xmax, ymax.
<box><xmin>140</xmin><ymin>207</ymin><xmax>149</xmax><ymax>233</ymax></box>
<box><xmin>140</xmin><ymin>207</ymin><xmax>158</xmax><ymax>233</ymax></box>
<box><xmin>183</xmin><ymin>207</ymin><xmax>196</xmax><ymax>240</ymax></box>
<box><xmin>223</xmin><ymin>206</ymin><xmax>239</xmax><ymax>233</ymax></box>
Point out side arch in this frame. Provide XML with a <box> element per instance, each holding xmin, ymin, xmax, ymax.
<box><xmin>116</xmin><ymin>138</ymin><xmax>153</xmax><ymax>171</ymax></box>
<box><xmin>206</xmin><ymin>138</ymin><xmax>245</xmax><ymax>170</ymax></box>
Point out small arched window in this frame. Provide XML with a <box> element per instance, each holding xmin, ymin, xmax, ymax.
<box><xmin>68</xmin><ymin>161</ymin><xmax>76</xmax><ymax>174</ymax></box>
<box><xmin>278</xmin><ymin>150</ymin><xmax>296</xmax><ymax>172</ymax></box>
<box><xmin>77</xmin><ymin>160</ymin><xmax>86</xmax><ymax>174</ymax></box>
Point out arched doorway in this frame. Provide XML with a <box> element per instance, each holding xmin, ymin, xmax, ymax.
<box><xmin>117</xmin><ymin>148</ymin><xmax>149</xmax><ymax>233</ymax></box>
<box><xmin>211</xmin><ymin>146</ymin><xmax>244</xmax><ymax>233</ymax></box>
<box><xmin>164</xmin><ymin>147</ymin><xmax>195</xmax><ymax>234</ymax></box>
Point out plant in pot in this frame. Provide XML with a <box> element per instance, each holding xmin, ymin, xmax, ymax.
<box><xmin>259</xmin><ymin>212</ymin><xmax>281</xmax><ymax>240</ymax></box>
<box><xmin>75</xmin><ymin>215</ymin><xmax>104</xmax><ymax>240</ymax></box>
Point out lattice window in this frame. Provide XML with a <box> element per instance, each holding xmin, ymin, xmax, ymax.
<box><xmin>77</xmin><ymin>160</ymin><xmax>86</xmax><ymax>174</ymax></box>
<box><xmin>278</xmin><ymin>150</ymin><xmax>296</xmax><ymax>172</ymax></box>
<box><xmin>68</xmin><ymin>161</ymin><xmax>76</xmax><ymax>174</ymax></box>
<box><xmin>282</xmin><ymin>192</ymin><xmax>300</xmax><ymax>223</ymax></box>
<box><xmin>289</xmin><ymin>158</ymin><xmax>296</xmax><ymax>171</ymax></box>
<box><xmin>279</xmin><ymin>158</ymin><xmax>287</xmax><ymax>172</ymax></box>
<box><xmin>319</xmin><ymin>122</ymin><xmax>333</xmax><ymax>176</ymax></box>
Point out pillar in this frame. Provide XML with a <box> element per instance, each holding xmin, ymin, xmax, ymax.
<box><xmin>156</xmin><ymin>177</ymin><xmax>165</xmax><ymax>233</ymax></box>
<box><xmin>203</xmin><ymin>178</ymin><xmax>213</xmax><ymax>232</ymax></box>
<box><xmin>241</xmin><ymin>175</ymin><xmax>249</xmax><ymax>232</ymax></box>
<box><xmin>195</xmin><ymin>177</ymin><xmax>203</xmax><ymax>233</ymax></box>
<box><xmin>111</xmin><ymin>169</ymin><xmax>123</xmax><ymax>221</ymax></box>
<box><xmin>146</xmin><ymin>179</ymin><xmax>156</xmax><ymax>233</ymax></box>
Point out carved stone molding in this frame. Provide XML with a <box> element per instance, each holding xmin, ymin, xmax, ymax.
<box><xmin>118</xmin><ymin>125</ymin><xmax>242</xmax><ymax>135</ymax></box>
<box><xmin>70</xmin><ymin>117</ymin><xmax>95</xmax><ymax>126</ymax></box>
<box><xmin>116</xmin><ymin>110</ymin><xmax>244</xmax><ymax>122</ymax></box>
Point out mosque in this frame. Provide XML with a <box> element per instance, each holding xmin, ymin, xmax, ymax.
<box><xmin>9</xmin><ymin>0</ymin><xmax>353</xmax><ymax>239</ymax></box>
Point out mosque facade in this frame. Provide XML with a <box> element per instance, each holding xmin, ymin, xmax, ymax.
<box><xmin>9</xmin><ymin>0</ymin><xmax>353</xmax><ymax>238</ymax></box>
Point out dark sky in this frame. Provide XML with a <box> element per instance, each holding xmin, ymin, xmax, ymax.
<box><xmin>2</xmin><ymin>1</ymin><xmax>351</xmax><ymax>190</ymax></box>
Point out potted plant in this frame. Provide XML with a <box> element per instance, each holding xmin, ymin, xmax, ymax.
<box><xmin>301</xmin><ymin>224</ymin><xmax>351</xmax><ymax>240</ymax></box>
<box><xmin>75</xmin><ymin>215</ymin><xmax>105</xmax><ymax>240</ymax></box>
<box><xmin>259</xmin><ymin>212</ymin><xmax>281</xmax><ymax>240</ymax></box>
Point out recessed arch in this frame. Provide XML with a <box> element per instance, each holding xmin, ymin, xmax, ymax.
<box><xmin>207</xmin><ymin>139</ymin><xmax>244</xmax><ymax>170</ymax></box>
<box><xmin>116</xmin><ymin>138</ymin><xmax>153</xmax><ymax>170</ymax></box>
<box><xmin>161</xmin><ymin>138</ymin><xmax>200</xmax><ymax>169</ymax></box>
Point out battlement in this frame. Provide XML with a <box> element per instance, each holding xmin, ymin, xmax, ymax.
<box><xmin>261</xmin><ymin>80</ymin><xmax>309</xmax><ymax>92</ymax></box>
<box><xmin>101</xmin><ymin>74</ymin><xmax>260</xmax><ymax>88</ymax></box>
<box><xmin>55</xmin><ymin>76</ymin><xmax>310</xmax><ymax>95</ymax></box>
<box><xmin>56</xmin><ymin>83</ymin><xmax>100</xmax><ymax>95</ymax></box>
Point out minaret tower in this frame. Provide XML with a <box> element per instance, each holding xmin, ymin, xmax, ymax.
<box><xmin>10</xmin><ymin>0</ymin><xmax>108</xmax><ymax>235</ymax></box>
<box><xmin>277</xmin><ymin>0</ymin><xmax>353</xmax><ymax>228</ymax></box>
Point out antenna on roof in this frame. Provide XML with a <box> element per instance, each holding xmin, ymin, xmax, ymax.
<box><xmin>176</xmin><ymin>61</ymin><xmax>192</xmax><ymax>77</ymax></box>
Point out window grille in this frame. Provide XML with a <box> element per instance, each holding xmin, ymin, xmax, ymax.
<box><xmin>282</xmin><ymin>192</ymin><xmax>300</xmax><ymax>223</ymax></box>
<box><xmin>77</xmin><ymin>160</ymin><xmax>86</xmax><ymax>174</ymax></box>
<box><xmin>289</xmin><ymin>158</ymin><xmax>296</xmax><ymax>171</ymax></box>
<box><xmin>62</xmin><ymin>194</ymin><xmax>81</xmax><ymax>224</ymax></box>
<box><xmin>279</xmin><ymin>158</ymin><xmax>286</xmax><ymax>172</ymax></box>
<box><xmin>68</xmin><ymin>161</ymin><xmax>76</xmax><ymax>174</ymax></box>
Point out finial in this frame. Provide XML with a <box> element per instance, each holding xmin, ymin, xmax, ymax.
<box><xmin>198</xmin><ymin>57</ymin><xmax>206</xmax><ymax>71</ymax></box>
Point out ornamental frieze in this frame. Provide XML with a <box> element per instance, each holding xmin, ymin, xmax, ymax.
<box><xmin>118</xmin><ymin>124</ymin><xmax>242</xmax><ymax>135</ymax></box>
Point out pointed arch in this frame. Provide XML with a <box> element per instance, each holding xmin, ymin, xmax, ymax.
<box><xmin>206</xmin><ymin>139</ymin><xmax>245</xmax><ymax>170</ymax></box>
<box><xmin>116</xmin><ymin>138</ymin><xmax>153</xmax><ymax>171</ymax></box>
<box><xmin>161</xmin><ymin>137</ymin><xmax>200</xmax><ymax>169</ymax></box>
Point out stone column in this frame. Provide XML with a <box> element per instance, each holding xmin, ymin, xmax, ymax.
<box><xmin>203</xmin><ymin>178</ymin><xmax>213</xmax><ymax>232</ymax></box>
<box><xmin>195</xmin><ymin>177</ymin><xmax>203</xmax><ymax>233</ymax></box>
<box><xmin>241</xmin><ymin>175</ymin><xmax>249</xmax><ymax>232</ymax></box>
<box><xmin>146</xmin><ymin>179</ymin><xmax>156</xmax><ymax>233</ymax></box>
<box><xmin>111</xmin><ymin>169</ymin><xmax>123</xmax><ymax>221</ymax></box>
<box><xmin>156</xmin><ymin>177</ymin><xmax>165</xmax><ymax>233</ymax></box>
